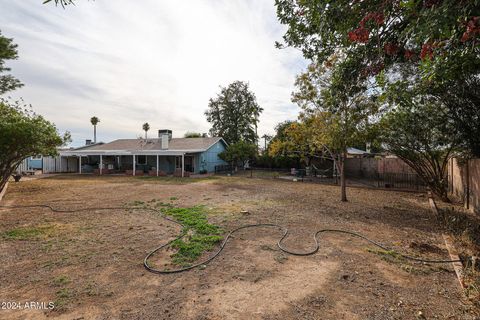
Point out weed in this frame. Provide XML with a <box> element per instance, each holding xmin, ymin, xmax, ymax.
<box><xmin>155</xmin><ymin>205</ymin><xmax>222</xmax><ymax>266</ymax></box>
<box><xmin>171</xmin><ymin>234</ymin><xmax>223</xmax><ymax>266</ymax></box>
<box><xmin>129</xmin><ymin>200</ymin><xmax>145</xmax><ymax>206</ymax></box>
<box><xmin>155</xmin><ymin>202</ymin><xmax>172</xmax><ymax>208</ymax></box>
<box><xmin>366</xmin><ymin>248</ymin><xmax>403</xmax><ymax>261</ymax></box>
<box><xmin>367</xmin><ymin>248</ymin><xmax>438</xmax><ymax>275</ymax></box>
<box><xmin>2</xmin><ymin>225</ymin><xmax>55</xmax><ymax>240</ymax></box>
<box><xmin>53</xmin><ymin>275</ymin><xmax>70</xmax><ymax>286</ymax></box>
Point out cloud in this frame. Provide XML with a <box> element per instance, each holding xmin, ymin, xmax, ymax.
<box><xmin>0</xmin><ymin>0</ymin><xmax>307</xmax><ymax>146</ymax></box>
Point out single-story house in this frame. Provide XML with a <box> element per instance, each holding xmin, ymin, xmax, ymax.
<box><xmin>59</xmin><ymin>130</ymin><xmax>228</xmax><ymax>177</ymax></box>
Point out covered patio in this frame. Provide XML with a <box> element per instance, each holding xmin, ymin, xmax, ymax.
<box><xmin>60</xmin><ymin>151</ymin><xmax>196</xmax><ymax>177</ymax></box>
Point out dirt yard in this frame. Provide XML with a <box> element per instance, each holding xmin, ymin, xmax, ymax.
<box><xmin>0</xmin><ymin>175</ymin><xmax>478</xmax><ymax>319</ymax></box>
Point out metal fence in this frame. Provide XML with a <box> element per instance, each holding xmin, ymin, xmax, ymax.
<box><xmin>214</xmin><ymin>164</ymin><xmax>234</xmax><ymax>174</ymax></box>
<box><xmin>347</xmin><ymin>172</ymin><xmax>427</xmax><ymax>191</ymax></box>
<box><xmin>215</xmin><ymin>165</ymin><xmax>427</xmax><ymax>192</ymax></box>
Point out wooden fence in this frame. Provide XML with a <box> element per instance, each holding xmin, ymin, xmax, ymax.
<box><xmin>448</xmin><ymin>158</ymin><xmax>480</xmax><ymax>214</ymax></box>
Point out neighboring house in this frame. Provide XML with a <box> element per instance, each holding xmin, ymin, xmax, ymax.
<box><xmin>59</xmin><ymin>130</ymin><xmax>228</xmax><ymax>176</ymax></box>
<box><xmin>16</xmin><ymin>151</ymin><xmax>82</xmax><ymax>174</ymax></box>
<box><xmin>346</xmin><ymin>147</ymin><xmax>370</xmax><ymax>158</ymax></box>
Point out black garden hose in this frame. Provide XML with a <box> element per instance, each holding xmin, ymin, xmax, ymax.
<box><xmin>0</xmin><ymin>204</ymin><xmax>463</xmax><ymax>275</ymax></box>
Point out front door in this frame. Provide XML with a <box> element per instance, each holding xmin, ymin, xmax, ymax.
<box><xmin>184</xmin><ymin>156</ymin><xmax>194</xmax><ymax>172</ymax></box>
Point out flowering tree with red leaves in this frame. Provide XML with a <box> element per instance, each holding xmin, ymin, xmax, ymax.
<box><xmin>275</xmin><ymin>0</ymin><xmax>480</xmax><ymax>158</ymax></box>
<box><xmin>275</xmin><ymin>0</ymin><xmax>479</xmax><ymax>79</ymax></box>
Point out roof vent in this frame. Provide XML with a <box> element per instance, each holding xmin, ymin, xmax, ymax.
<box><xmin>85</xmin><ymin>139</ymin><xmax>92</xmax><ymax>145</ymax></box>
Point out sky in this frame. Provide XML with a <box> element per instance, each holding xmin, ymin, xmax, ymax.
<box><xmin>0</xmin><ymin>0</ymin><xmax>307</xmax><ymax>147</ymax></box>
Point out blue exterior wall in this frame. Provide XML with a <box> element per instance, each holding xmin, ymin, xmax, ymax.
<box><xmin>197</xmin><ymin>140</ymin><xmax>227</xmax><ymax>173</ymax></box>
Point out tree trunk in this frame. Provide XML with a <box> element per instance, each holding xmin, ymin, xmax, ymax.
<box><xmin>0</xmin><ymin>167</ymin><xmax>14</xmax><ymax>195</ymax></box>
<box><xmin>94</xmin><ymin>125</ymin><xmax>97</xmax><ymax>143</ymax></box>
<box><xmin>339</xmin><ymin>153</ymin><xmax>347</xmax><ymax>202</ymax></box>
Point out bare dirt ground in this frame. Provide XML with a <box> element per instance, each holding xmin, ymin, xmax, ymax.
<box><xmin>0</xmin><ymin>175</ymin><xmax>478</xmax><ymax>319</ymax></box>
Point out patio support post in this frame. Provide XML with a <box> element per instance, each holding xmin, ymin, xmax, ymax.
<box><xmin>156</xmin><ymin>155</ymin><xmax>159</xmax><ymax>176</ymax></box>
<box><xmin>133</xmin><ymin>155</ymin><xmax>136</xmax><ymax>176</ymax></box>
<box><xmin>182</xmin><ymin>153</ymin><xmax>185</xmax><ymax>178</ymax></box>
<box><xmin>100</xmin><ymin>155</ymin><xmax>103</xmax><ymax>175</ymax></box>
<box><xmin>79</xmin><ymin>156</ymin><xmax>82</xmax><ymax>174</ymax></box>
<box><xmin>59</xmin><ymin>156</ymin><xmax>62</xmax><ymax>173</ymax></box>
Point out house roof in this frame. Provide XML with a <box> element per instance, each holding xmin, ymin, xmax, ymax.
<box><xmin>60</xmin><ymin>137</ymin><xmax>225</xmax><ymax>156</ymax></box>
<box><xmin>347</xmin><ymin>147</ymin><xmax>368</xmax><ymax>155</ymax></box>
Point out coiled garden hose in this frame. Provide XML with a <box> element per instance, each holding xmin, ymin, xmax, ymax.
<box><xmin>0</xmin><ymin>204</ymin><xmax>464</xmax><ymax>275</ymax></box>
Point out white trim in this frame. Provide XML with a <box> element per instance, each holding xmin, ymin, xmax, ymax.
<box><xmin>100</xmin><ymin>155</ymin><xmax>103</xmax><ymax>175</ymax></box>
<box><xmin>156</xmin><ymin>155</ymin><xmax>159</xmax><ymax>176</ymax></box>
<box><xmin>182</xmin><ymin>153</ymin><xmax>184</xmax><ymax>178</ymax></box>
<box><xmin>60</xmin><ymin>150</ymin><xmax>192</xmax><ymax>156</ymax></box>
<box><xmin>133</xmin><ymin>155</ymin><xmax>136</xmax><ymax>176</ymax></box>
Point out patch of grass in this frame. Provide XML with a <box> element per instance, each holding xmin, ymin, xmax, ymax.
<box><xmin>366</xmin><ymin>248</ymin><xmax>440</xmax><ymax>275</ymax></box>
<box><xmin>54</xmin><ymin>288</ymin><xmax>72</xmax><ymax>309</ymax></box>
<box><xmin>2</xmin><ymin>225</ymin><xmax>56</xmax><ymax>240</ymax></box>
<box><xmin>367</xmin><ymin>248</ymin><xmax>402</xmax><ymax>259</ymax></box>
<box><xmin>155</xmin><ymin>201</ymin><xmax>172</xmax><ymax>208</ymax></box>
<box><xmin>135</xmin><ymin>176</ymin><xmax>219</xmax><ymax>184</ymax></box>
<box><xmin>128</xmin><ymin>200</ymin><xmax>223</xmax><ymax>267</ymax></box>
<box><xmin>171</xmin><ymin>234</ymin><xmax>223</xmax><ymax>266</ymax></box>
<box><xmin>161</xmin><ymin>206</ymin><xmax>223</xmax><ymax>266</ymax></box>
<box><xmin>53</xmin><ymin>275</ymin><xmax>70</xmax><ymax>286</ymax></box>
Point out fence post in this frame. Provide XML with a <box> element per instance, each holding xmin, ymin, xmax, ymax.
<box><xmin>465</xmin><ymin>159</ymin><xmax>470</xmax><ymax>210</ymax></box>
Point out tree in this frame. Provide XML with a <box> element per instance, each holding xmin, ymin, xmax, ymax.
<box><xmin>219</xmin><ymin>141</ymin><xmax>257</xmax><ymax>170</ymax></box>
<box><xmin>0</xmin><ymin>99</ymin><xmax>70</xmax><ymax>192</ymax></box>
<box><xmin>268</xmin><ymin>119</ymin><xmax>320</xmax><ymax>167</ymax></box>
<box><xmin>380</xmin><ymin>100</ymin><xmax>461</xmax><ymax>202</ymax></box>
<box><xmin>430</xmin><ymin>76</ymin><xmax>480</xmax><ymax>157</ymax></box>
<box><xmin>0</xmin><ymin>31</ymin><xmax>23</xmax><ymax>95</ymax></box>
<box><xmin>90</xmin><ymin>116</ymin><xmax>100</xmax><ymax>143</ymax></box>
<box><xmin>275</xmin><ymin>0</ymin><xmax>480</xmax><ymax>156</ymax></box>
<box><xmin>291</xmin><ymin>59</ymin><xmax>378</xmax><ymax>201</ymax></box>
<box><xmin>184</xmin><ymin>132</ymin><xmax>206</xmax><ymax>138</ymax></box>
<box><xmin>275</xmin><ymin>0</ymin><xmax>479</xmax><ymax>82</ymax></box>
<box><xmin>260</xmin><ymin>134</ymin><xmax>272</xmax><ymax>152</ymax></box>
<box><xmin>43</xmin><ymin>0</ymin><xmax>75</xmax><ymax>7</ymax></box>
<box><xmin>142</xmin><ymin>122</ymin><xmax>150</xmax><ymax>139</ymax></box>
<box><xmin>205</xmin><ymin>81</ymin><xmax>263</xmax><ymax>144</ymax></box>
